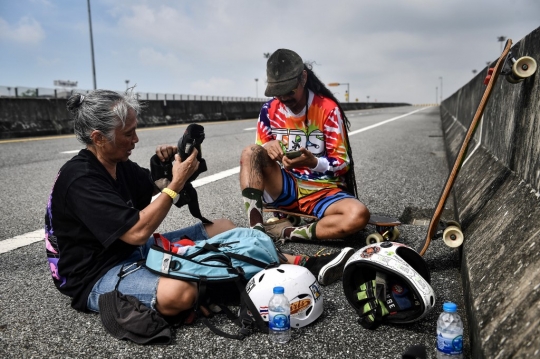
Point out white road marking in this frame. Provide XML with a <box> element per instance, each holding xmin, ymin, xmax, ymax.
<box><xmin>0</xmin><ymin>229</ymin><xmax>44</xmax><ymax>254</ymax></box>
<box><xmin>243</xmin><ymin>127</ymin><xmax>257</xmax><ymax>131</ymax></box>
<box><xmin>61</xmin><ymin>150</ymin><xmax>80</xmax><ymax>154</ymax></box>
<box><xmin>349</xmin><ymin>107</ymin><xmax>429</xmax><ymax>135</ymax></box>
<box><xmin>4</xmin><ymin>108</ymin><xmax>431</xmax><ymax>253</ymax></box>
<box><xmin>192</xmin><ymin>166</ymin><xmax>240</xmax><ymax>187</ymax></box>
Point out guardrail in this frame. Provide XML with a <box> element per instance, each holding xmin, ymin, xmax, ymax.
<box><xmin>0</xmin><ymin>85</ymin><xmax>270</xmax><ymax>102</ymax></box>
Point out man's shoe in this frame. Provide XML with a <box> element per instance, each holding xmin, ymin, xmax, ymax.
<box><xmin>304</xmin><ymin>247</ymin><xmax>355</xmax><ymax>286</ymax></box>
<box><xmin>263</xmin><ymin>218</ymin><xmax>293</xmax><ymax>244</ymax></box>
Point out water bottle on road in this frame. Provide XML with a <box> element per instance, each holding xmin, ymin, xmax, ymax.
<box><xmin>268</xmin><ymin>286</ymin><xmax>291</xmax><ymax>344</ymax></box>
<box><xmin>436</xmin><ymin>302</ymin><xmax>463</xmax><ymax>358</ymax></box>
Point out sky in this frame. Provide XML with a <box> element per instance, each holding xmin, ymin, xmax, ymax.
<box><xmin>0</xmin><ymin>0</ymin><xmax>538</xmax><ymax>104</ymax></box>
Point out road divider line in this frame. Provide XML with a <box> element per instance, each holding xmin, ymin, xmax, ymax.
<box><xmin>0</xmin><ymin>229</ymin><xmax>44</xmax><ymax>254</ymax></box>
<box><xmin>349</xmin><ymin>107</ymin><xmax>430</xmax><ymax>135</ymax></box>
<box><xmin>2</xmin><ymin>107</ymin><xmax>431</xmax><ymax>253</ymax></box>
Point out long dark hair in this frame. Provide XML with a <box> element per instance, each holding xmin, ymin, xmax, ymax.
<box><xmin>303</xmin><ymin>63</ymin><xmax>350</xmax><ymax>130</ymax></box>
<box><xmin>303</xmin><ymin>63</ymin><xmax>358</xmax><ymax>197</ymax></box>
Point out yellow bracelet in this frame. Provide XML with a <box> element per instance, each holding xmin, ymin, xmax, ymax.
<box><xmin>161</xmin><ymin>188</ymin><xmax>178</xmax><ymax>202</ymax></box>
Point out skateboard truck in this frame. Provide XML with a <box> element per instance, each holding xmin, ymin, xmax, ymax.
<box><xmin>364</xmin><ymin>215</ymin><xmax>401</xmax><ymax>246</ymax></box>
<box><xmin>484</xmin><ymin>50</ymin><xmax>537</xmax><ymax>85</ymax></box>
<box><xmin>365</xmin><ymin>224</ymin><xmax>400</xmax><ymax>246</ymax></box>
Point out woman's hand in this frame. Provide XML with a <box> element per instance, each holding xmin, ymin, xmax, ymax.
<box><xmin>155</xmin><ymin>144</ymin><xmax>178</xmax><ymax>162</ymax></box>
<box><xmin>169</xmin><ymin>149</ymin><xmax>199</xmax><ymax>192</ymax></box>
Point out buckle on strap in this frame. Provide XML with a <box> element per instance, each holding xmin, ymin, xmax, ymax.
<box><xmin>238</xmin><ymin>317</ymin><xmax>253</xmax><ymax>339</ymax></box>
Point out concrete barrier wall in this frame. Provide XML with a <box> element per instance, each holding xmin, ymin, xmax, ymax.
<box><xmin>0</xmin><ymin>97</ymin><xmax>410</xmax><ymax>139</ymax></box>
<box><xmin>440</xmin><ymin>26</ymin><xmax>540</xmax><ymax>359</ymax></box>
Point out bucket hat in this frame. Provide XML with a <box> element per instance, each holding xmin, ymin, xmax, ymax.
<box><xmin>265</xmin><ymin>49</ymin><xmax>304</xmax><ymax>97</ymax></box>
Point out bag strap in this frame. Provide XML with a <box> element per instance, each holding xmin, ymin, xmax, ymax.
<box><xmin>199</xmin><ymin>278</ymin><xmax>268</xmax><ymax>340</ymax></box>
<box><xmin>202</xmin><ymin>243</ymin><xmax>278</xmax><ymax>269</ymax></box>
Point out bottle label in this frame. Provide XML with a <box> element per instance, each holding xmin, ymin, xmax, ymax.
<box><xmin>269</xmin><ymin>312</ymin><xmax>290</xmax><ymax>331</ymax></box>
<box><xmin>437</xmin><ymin>331</ymin><xmax>463</xmax><ymax>355</ymax></box>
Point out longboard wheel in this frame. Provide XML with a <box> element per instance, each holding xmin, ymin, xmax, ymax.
<box><xmin>287</xmin><ymin>215</ymin><xmax>302</xmax><ymax>226</ymax></box>
<box><xmin>366</xmin><ymin>232</ymin><xmax>384</xmax><ymax>246</ymax></box>
<box><xmin>505</xmin><ymin>74</ymin><xmax>524</xmax><ymax>84</ymax></box>
<box><xmin>446</xmin><ymin>220</ymin><xmax>461</xmax><ymax>229</ymax></box>
<box><xmin>266</xmin><ymin>217</ymin><xmax>280</xmax><ymax>224</ymax></box>
<box><xmin>388</xmin><ymin>227</ymin><xmax>400</xmax><ymax>241</ymax></box>
<box><xmin>512</xmin><ymin>56</ymin><xmax>537</xmax><ymax>79</ymax></box>
<box><xmin>442</xmin><ymin>226</ymin><xmax>464</xmax><ymax>248</ymax></box>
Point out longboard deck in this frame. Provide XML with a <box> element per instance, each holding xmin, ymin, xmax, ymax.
<box><xmin>417</xmin><ymin>39</ymin><xmax>513</xmax><ymax>256</ymax></box>
<box><xmin>263</xmin><ymin>207</ymin><xmax>400</xmax><ymax>226</ymax></box>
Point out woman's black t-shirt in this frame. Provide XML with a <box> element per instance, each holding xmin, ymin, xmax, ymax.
<box><xmin>44</xmin><ymin>149</ymin><xmax>154</xmax><ymax>311</ymax></box>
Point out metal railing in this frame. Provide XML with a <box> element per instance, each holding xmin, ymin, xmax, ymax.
<box><xmin>0</xmin><ymin>85</ymin><xmax>270</xmax><ymax>102</ymax></box>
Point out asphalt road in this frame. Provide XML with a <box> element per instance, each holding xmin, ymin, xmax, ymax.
<box><xmin>0</xmin><ymin>106</ymin><xmax>470</xmax><ymax>358</ymax></box>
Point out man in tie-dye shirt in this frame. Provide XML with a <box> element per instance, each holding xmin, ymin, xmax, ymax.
<box><xmin>240</xmin><ymin>49</ymin><xmax>370</xmax><ymax>245</ymax></box>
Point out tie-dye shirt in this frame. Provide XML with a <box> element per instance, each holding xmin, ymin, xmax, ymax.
<box><xmin>256</xmin><ymin>90</ymin><xmax>350</xmax><ymax>191</ymax></box>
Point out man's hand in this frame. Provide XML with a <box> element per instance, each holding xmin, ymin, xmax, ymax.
<box><xmin>263</xmin><ymin>140</ymin><xmax>285</xmax><ymax>162</ymax></box>
<box><xmin>282</xmin><ymin>148</ymin><xmax>318</xmax><ymax>170</ymax></box>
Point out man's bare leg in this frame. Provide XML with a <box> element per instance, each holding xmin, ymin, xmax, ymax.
<box><xmin>239</xmin><ymin>145</ymin><xmax>283</xmax><ymax>230</ymax></box>
<box><xmin>281</xmin><ymin>198</ymin><xmax>370</xmax><ymax>241</ymax></box>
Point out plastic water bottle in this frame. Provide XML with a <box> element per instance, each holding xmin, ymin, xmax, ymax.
<box><xmin>437</xmin><ymin>302</ymin><xmax>463</xmax><ymax>359</ymax></box>
<box><xmin>268</xmin><ymin>286</ymin><xmax>291</xmax><ymax>344</ymax></box>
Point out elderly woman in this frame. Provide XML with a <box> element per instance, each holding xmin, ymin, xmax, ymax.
<box><xmin>45</xmin><ymin>89</ymin><xmax>353</xmax><ymax>321</ymax></box>
<box><xmin>44</xmin><ymin>89</ymin><xmax>235</xmax><ymax>317</ymax></box>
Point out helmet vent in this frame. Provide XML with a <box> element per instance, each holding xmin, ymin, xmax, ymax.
<box><xmin>258</xmin><ymin>273</ymin><xmax>265</xmax><ymax>282</ymax></box>
<box><xmin>277</xmin><ymin>269</ymin><xmax>285</xmax><ymax>273</ymax></box>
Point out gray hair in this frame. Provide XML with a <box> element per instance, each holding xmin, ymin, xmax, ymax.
<box><xmin>67</xmin><ymin>88</ymin><xmax>142</xmax><ymax>145</ymax></box>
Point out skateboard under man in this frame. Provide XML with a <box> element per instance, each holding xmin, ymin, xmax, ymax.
<box><xmin>263</xmin><ymin>206</ymin><xmax>401</xmax><ymax>245</ymax></box>
<box><xmin>417</xmin><ymin>39</ymin><xmax>537</xmax><ymax>256</ymax></box>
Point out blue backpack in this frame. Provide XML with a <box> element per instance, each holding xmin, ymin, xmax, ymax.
<box><xmin>144</xmin><ymin>228</ymin><xmax>282</xmax><ymax>339</ymax></box>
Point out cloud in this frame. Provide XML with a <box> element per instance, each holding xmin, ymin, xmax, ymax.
<box><xmin>0</xmin><ymin>16</ymin><xmax>45</xmax><ymax>44</ymax></box>
<box><xmin>138</xmin><ymin>47</ymin><xmax>181</xmax><ymax>68</ymax></box>
<box><xmin>191</xmin><ymin>77</ymin><xmax>236</xmax><ymax>96</ymax></box>
<box><xmin>2</xmin><ymin>0</ymin><xmax>538</xmax><ymax>102</ymax></box>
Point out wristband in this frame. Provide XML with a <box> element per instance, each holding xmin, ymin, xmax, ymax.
<box><xmin>162</xmin><ymin>188</ymin><xmax>179</xmax><ymax>204</ymax></box>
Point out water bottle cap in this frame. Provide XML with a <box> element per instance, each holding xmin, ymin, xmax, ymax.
<box><xmin>443</xmin><ymin>302</ymin><xmax>457</xmax><ymax>312</ymax></box>
<box><xmin>273</xmin><ymin>286</ymin><xmax>284</xmax><ymax>294</ymax></box>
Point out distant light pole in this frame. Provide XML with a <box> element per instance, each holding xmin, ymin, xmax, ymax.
<box><xmin>439</xmin><ymin>77</ymin><xmax>443</xmax><ymax>103</ymax></box>
<box><xmin>7</xmin><ymin>87</ymin><xmax>11</xmax><ymax>97</ymax></box>
<box><xmin>366</xmin><ymin>96</ymin><xmax>370</xmax><ymax>103</ymax></box>
<box><xmin>436</xmin><ymin>87</ymin><xmax>438</xmax><ymax>105</ymax></box>
<box><xmin>497</xmin><ymin>36</ymin><xmax>506</xmax><ymax>53</ymax></box>
<box><xmin>125</xmin><ymin>80</ymin><xmax>130</xmax><ymax>90</ymax></box>
<box><xmin>328</xmin><ymin>82</ymin><xmax>350</xmax><ymax>102</ymax></box>
<box><xmin>87</xmin><ymin>0</ymin><xmax>97</xmax><ymax>90</ymax></box>
<box><xmin>255</xmin><ymin>78</ymin><xmax>258</xmax><ymax>98</ymax></box>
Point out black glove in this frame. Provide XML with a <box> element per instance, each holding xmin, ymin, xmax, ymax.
<box><xmin>177</xmin><ymin>123</ymin><xmax>207</xmax><ymax>182</ymax></box>
<box><xmin>174</xmin><ymin>182</ymin><xmax>212</xmax><ymax>224</ymax></box>
<box><xmin>150</xmin><ymin>154</ymin><xmax>173</xmax><ymax>183</ymax></box>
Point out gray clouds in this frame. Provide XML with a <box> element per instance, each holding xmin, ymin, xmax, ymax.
<box><xmin>0</xmin><ymin>0</ymin><xmax>538</xmax><ymax>103</ymax></box>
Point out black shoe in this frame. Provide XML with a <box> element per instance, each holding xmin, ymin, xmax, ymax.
<box><xmin>304</xmin><ymin>247</ymin><xmax>355</xmax><ymax>286</ymax></box>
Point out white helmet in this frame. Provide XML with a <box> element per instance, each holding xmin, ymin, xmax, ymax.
<box><xmin>342</xmin><ymin>242</ymin><xmax>435</xmax><ymax>329</ymax></box>
<box><xmin>246</xmin><ymin>264</ymin><xmax>324</xmax><ymax>328</ymax></box>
